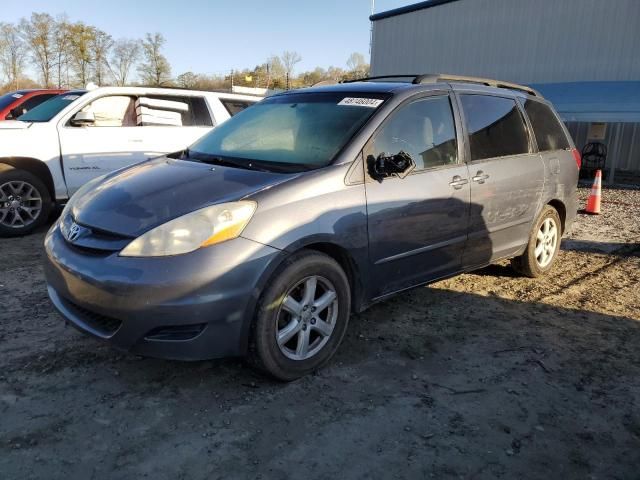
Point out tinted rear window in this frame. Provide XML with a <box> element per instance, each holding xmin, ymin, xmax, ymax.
<box><xmin>524</xmin><ymin>100</ymin><xmax>570</xmax><ymax>151</ymax></box>
<box><xmin>460</xmin><ymin>95</ymin><xmax>530</xmax><ymax>161</ymax></box>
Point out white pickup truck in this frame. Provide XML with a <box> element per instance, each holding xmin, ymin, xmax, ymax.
<box><xmin>0</xmin><ymin>86</ymin><xmax>261</xmax><ymax>236</ymax></box>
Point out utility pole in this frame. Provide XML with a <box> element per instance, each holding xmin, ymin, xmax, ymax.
<box><xmin>230</xmin><ymin>69</ymin><xmax>234</xmax><ymax>91</ymax></box>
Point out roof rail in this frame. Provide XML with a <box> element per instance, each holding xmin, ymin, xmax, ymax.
<box><xmin>344</xmin><ymin>73</ymin><xmax>540</xmax><ymax>97</ymax></box>
<box><xmin>342</xmin><ymin>74</ymin><xmax>423</xmax><ymax>83</ymax></box>
<box><xmin>414</xmin><ymin>74</ymin><xmax>540</xmax><ymax>96</ymax></box>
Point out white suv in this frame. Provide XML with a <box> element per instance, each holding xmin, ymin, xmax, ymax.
<box><xmin>0</xmin><ymin>86</ymin><xmax>261</xmax><ymax>236</ymax></box>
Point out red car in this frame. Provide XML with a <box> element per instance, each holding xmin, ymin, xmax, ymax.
<box><xmin>0</xmin><ymin>89</ymin><xmax>67</xmax><ymax>121</ymax></box>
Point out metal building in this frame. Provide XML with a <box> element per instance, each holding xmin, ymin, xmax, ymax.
<box><xmin>370</xmin><ymin>0</ymin><xmax>640</xmax><ymax>184</ymax></box>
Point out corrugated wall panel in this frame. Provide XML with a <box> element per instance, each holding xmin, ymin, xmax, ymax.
<box><xmin>371</xmin><ymin>0</ymin><xmax>640</xmax><ymax>83</ymax></box>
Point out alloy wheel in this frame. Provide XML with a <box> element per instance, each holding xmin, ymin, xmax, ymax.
<box><xmin>275</xmin><ymin>275</ymin><xmax>339</xmax><ymax>361</ymax></box>
<box><xmin>0</xmin><ymin>181</ymin><xmax>42</xmax><ymax>229</ymax></box>
<box><xmin>535</xmin><ymin>217</ymin><xmax>558</xmax><ymax>268</ymax></box>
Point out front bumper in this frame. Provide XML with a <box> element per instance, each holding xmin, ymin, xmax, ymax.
<box><xmin>44</xmin><ymin>223</ymin><xmax>282</xmax><ymax>361</ymax></box>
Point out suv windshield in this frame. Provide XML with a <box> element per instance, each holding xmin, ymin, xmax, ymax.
<box><xmin>18</xmin><ymin>91</ymin><xmax>86</xmax><ymax>122</ymax></box>
<box><xmin>188</xmin><ymin>92</ymin><xmax>388</xmax><ymax>172</ymax></box>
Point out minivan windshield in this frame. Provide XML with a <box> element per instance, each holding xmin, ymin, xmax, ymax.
<box><xmin>188</xmin><ymin>92</ymin><xmax>388</xmax><ymax>172</ymax></box>
<box><xmin>18</xmin><ymin>91</ymin><xmax>86</xmax><ymax>122</ymax></box>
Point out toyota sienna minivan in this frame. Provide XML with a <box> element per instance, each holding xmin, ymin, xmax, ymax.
<box><xmin>44</xmin><ymin>74</ymin><xmax>580</xmax><ymax>380</ymax></box>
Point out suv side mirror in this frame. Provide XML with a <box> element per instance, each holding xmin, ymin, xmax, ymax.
<box><xmin>71</xmin><ymin>111</ymin><xmax>95</xmax><ymax>126</ymax></box>
<box><xmin>367</xmin><ymin>151</ymin><xmax>416</xmax><ymax>182</ymax></box>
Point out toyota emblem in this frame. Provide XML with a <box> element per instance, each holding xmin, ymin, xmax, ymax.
<box><xmin>67</xmin><ymin>222</ymin><xmax>82</xmax><ymax>242</ymax></box>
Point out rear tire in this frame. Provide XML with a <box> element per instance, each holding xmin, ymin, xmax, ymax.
<box><xmin>0</xmin><ymin>166</ymin><xmax>52</xmax><ymax>237</ymax></box>
<box><xmin>511</xmin><ymin>205</ymin><xmax>561</xmax><ymax>278</ymax></box>
<box><xmin>249</xmin><ymin>250</ymin><xmax>351</xmax><ymax>381</ymax></box>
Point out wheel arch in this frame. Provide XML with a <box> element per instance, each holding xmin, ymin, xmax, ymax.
<box><xmin>293</xmin><ymin>241</ymin><xmax>366</xmax><ymax>314</ymax></box>
<box><xmin>0</xmin><ymin>157</ymin><xmax>55</xmax><ymax>202</ymax></box>
<box><xmin>546</xmin><ymin>199</ymin><xmax>567</xmax><ymax>234</ymax></box>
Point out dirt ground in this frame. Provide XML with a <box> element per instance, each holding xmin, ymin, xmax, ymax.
<box><xmin>1</xmin><ymin>187</ymin><xmax>639</xmax><ymax>480</ymax></box>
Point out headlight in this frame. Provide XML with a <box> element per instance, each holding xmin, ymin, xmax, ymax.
<box><xmin>119</xmin><ymin>201</ymin><xmax>257</xmax><ymax>257</ymax></box>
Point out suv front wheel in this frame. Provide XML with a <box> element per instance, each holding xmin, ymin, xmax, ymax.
<box><xmin>249</xmin><ymin>250</ymin><xmax>351</xmax><ymax>381</ymax></box>
<box><xmin>511</xmin><ymin>205</ymin><xmax>562</xmax><ymax>278</ymax></box>
<box><xmin>0</xmin><ymin>166</ymin><xmax>52</xmax><ymax>237</ymax></box>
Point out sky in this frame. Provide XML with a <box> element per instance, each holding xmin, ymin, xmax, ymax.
<box><xmin>3</xmin><ymin>0</ymin><xmax>415</xmax><ymax>77</ymax></box>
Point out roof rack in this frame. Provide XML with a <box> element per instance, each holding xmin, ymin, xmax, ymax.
<box><xmin>344</xmin><ymin>73</ymin><xmax>540</xmax><ymax>97</ymax></box>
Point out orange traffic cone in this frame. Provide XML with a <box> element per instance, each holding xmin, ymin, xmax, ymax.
<box><xmin>584</xmin><ymin>169</ymin><xmax>602</xmax><ymax>214</ymax></box>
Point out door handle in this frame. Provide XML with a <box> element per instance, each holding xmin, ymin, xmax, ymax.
<box><xmin>472</xmin><ymin>171</ymin><xmax>490</xmax><ymax>183</ymax></box>
<box><xmin>449</xmin><ymin>175</ymin><xmax>469</xmax><ymax>189</ymax></box>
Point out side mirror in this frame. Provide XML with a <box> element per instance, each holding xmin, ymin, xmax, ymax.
<box><xmin>367</xmin><ymin>151</ymin><xmax>416</xmax><ymax>182</ymax></box>
<box><xmin>71</xmin><ymin>111</ymin><xmax>95</xmax><ymax>126</ymax></box>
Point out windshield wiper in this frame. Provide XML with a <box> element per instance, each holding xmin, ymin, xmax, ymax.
<box><xmin>187</xmin><ymin>151</ymin><xmax>272</xmax><ymax>172</ymax></box>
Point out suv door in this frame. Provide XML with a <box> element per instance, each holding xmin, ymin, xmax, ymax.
<box><xmin>364</xmin><ymin>93</ymin><xmax>470</xmax><ymax>298</ymax></box>
<box><xmin>58</xmin><ymin>95</ymin><xmax>146</xmax><ymax>195</ymax></box>
<box><xmin>59</xmin><ymin>95</ymin><xmax>215</xmax><ymax>195</ymax></box>
<box><xmin>456</xmin><ymin>93</ymin><xmax>544</xmax><ymax>268</ymax></box>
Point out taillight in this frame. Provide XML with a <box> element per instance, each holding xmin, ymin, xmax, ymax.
<box><xmin>571</xmin><ymin>148</ymin><xmax>581</xmax><ymax>169</ymax></box>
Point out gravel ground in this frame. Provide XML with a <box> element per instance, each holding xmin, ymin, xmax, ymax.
<box><xmin>1</xmin><ymin>187</ymin><xmax>639</xmax><ymax>480</ymax></box>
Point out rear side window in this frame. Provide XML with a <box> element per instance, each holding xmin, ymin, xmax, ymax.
<box><xmin>460</xmin><ymin>95</ymin><xmax>530</xmax><ymax>161</ymax></box>
<box><xmin>523</xmin><ymin>100</ymin><xmax>570</xmax><ymax>151</ymax></box>
<box><xmin>220</xmin><ymin>99</ymin><xmax>253</xmax><ymax>116</ymax></box>
<box><xmin>139</xmin><ymin>96</ymin><xmax>213</xmax><ymax>127</ymax></box>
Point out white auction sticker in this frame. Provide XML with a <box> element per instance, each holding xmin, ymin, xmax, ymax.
<box><xmin>338</xmin><ymin>97</ymin><xmax>384</xmax><ymax>108</ymax></box>
<box><xmin>62</xmin><ymin>95</ymin><xmax>80</xmax><ymax>101</ymax></box>
<box><xmin>11</xmin><ymin>93</ymin><xmax>23</xmax><ymax>98</ymax></box>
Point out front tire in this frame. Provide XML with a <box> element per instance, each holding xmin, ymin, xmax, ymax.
<box><xmin>511</xmin><ymin>205</ymin><xmax>561</xmax><ymax>278</ymax></box>
<box><xmin>249</xmin><ymin>250</ymin><xmax>351</xmax><ymax>381</ymax></box>
<box><xmin>0</xmin><ymin>166</ymin><xmax>52</xmax><ymax>237</ymax></box>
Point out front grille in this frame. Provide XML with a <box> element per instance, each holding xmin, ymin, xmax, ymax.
<box><xmin>61</xmin><ymin>214</ymin><xmax>133</xmax><ymax>252</ymax></box>
<box><xmin>62</xmin><ymin>298</ymin><xmax>123</xmax><ymax>337</ymax></box>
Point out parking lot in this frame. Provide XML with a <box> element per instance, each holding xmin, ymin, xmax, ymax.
<box><xmin>1</xmin><ymin>187</ymin><xmax>639</xmax><ymax>479</ymax></box>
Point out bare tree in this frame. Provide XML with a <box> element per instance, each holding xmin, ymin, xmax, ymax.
<box><xmin>346</xmin><ymin>52</ymin><xmax>366</xmax><ymax>72</ymax></box>
<box><xmin>20</xmin><ymin>13</ymin><xmax>56</xmax><ymax>87</ymax></box>
<box><xmin>91</xmin><ymin>29</ymin><xmax>113</xmax><ymax>85</ymax></box>
<box><xmin>281</xmin><ymin>50</ymin><xmax>302</xmax><ymax>79</ymax></box>
<box><xmin>108</xmin><ymin>38</ymin><xmax>139</xmax><ymax>86</ymax></box>
<box><xmin>53</xmin><ymin>15</ymin><xmax>72</xmax><ymax>88</ymax></box>
<box><xmin>0</xmin><ymin>23</ymin><xmax>27</xmax><ymax>90</ymax></box>
<box><xmin>138</xmin><ymin>33</ymin><xmax>171</xmax><ymax>86</ymax></box>
<box><xmin>68</xmin><ymin>22</ymin><xmax>95</xmax><ymax>87</ymax></box>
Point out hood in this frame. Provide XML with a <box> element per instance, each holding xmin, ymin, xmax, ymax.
<box><xmin>73</xmin><ymin>157</ymin><xmax>295</xmax><ymax>237</ymax></box>
<box><xmin>0</xmin><ymin>120</ymin><xmax>31</xmax><ymax>130</ymax></box>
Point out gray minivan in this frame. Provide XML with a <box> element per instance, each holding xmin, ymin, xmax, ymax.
<box><xmin>44</xmin><ymin>74</ymin><xmax>579</xmax><ymax>380</ymax></box>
